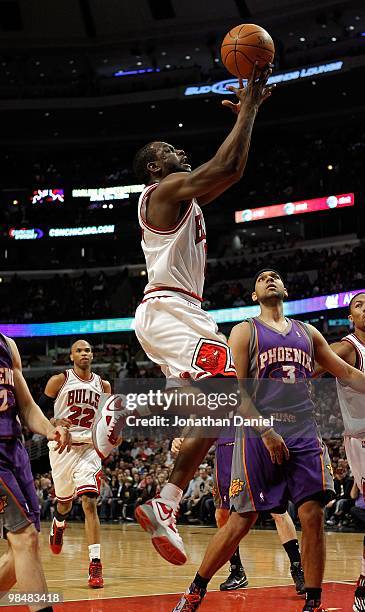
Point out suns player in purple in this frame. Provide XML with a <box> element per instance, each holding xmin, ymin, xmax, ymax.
<box><xmin>173</xmin><ymin>269</ymin><xmax>365</xmax><ymax>612</ymax></box>
<box><xmin>0</xmin><ymin>333</ymin><xmax>70</xmax><ymax>612</ymax></box>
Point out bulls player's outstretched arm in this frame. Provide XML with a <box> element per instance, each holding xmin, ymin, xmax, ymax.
<box><xmin>149</xmin><ymin>65</ymin><xmax>273</xmax><ymax>216</ymax></box>
<box><xmin>309</xmin><ymin>325</ymin><xmax>365</xmax><ymax>391</ymax></box>
<box><xmin>7</xmin><ymin>337</ymin><xmax>71</xmax><ymax>452</ymax></box>
<box><xmin>313</xmin><ymin>340</ymin><xmax>355</xmax><ymax>377</ymax></box>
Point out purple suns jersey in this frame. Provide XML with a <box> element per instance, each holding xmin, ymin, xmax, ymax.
<box><xmin>0</xmin><ymin>334</ymin><xmax>21</xmax><ymax>438</ymax></box>
<box><xmin>247</xmin><ymin>317</ymin><xmax>315</xmax><ymax>418</ymax></box>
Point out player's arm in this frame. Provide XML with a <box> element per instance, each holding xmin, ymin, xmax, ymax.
<box><xmin>7</xmin><ymin>338</ymin><xmax>71</xmax><ymax>452</ymax></box>
<box><xmin>313</xmin><ymin>340</ymin><xmax>356</xmax><ymax>377</ymax></box>
<box><xmin>149</xmin><ymin>65</ymin><xmax>273</xmax><ymax>219</ymax></box>
<box><xmin>229</xmin><ymin>322</ymin><xmax>289</xmax><ymax>464</ymax></box>
<box><xmin>40</xmin><ymin>373</ymin><xmax>71</xmax><ymax>427</ymax></box>
<box><xmin>309</xmin><ymin>325</ymin><xmax>365</xmax><ymax>391</ymax></box>
<box><xmin>102</xmin><ymin>380</ymin><xmax>112</xmax><ymax>394</ymax></box>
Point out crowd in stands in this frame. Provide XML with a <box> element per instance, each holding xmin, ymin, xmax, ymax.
<box><xmin>32</xmin><ymin>433</ymin><xmax>363</xmax><ymax>532</ymax></box>
<box><xmin>1</xmin><ymin>243</ymin><xmax>364</xmax><ymax>322</ymax></box>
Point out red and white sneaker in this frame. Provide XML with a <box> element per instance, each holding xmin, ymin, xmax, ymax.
<box><xmin>172</xmin><ymin>584</ymin><xmax>206</xmax><ymax>611</ymax></box>
<box><xmin>92</xmin><ymin>394</ymin><xmax>127</xmax><ymax>459</ymax></box>
<box><xmin>88</xmin><ymin>560</ymin><xmax>104</xmax><ymax>588</ymax></box>
<box><xmin>49</xmin><ymin>518</ymin><xmax>66</xmax><ymax>555</ymax></box>
<box><xmin>135</xmin><ymin>497</ymin><xmax>187</xmax><ymax>565</ymax></box>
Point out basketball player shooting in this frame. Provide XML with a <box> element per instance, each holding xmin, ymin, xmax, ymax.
<box><xmin>39</xmin><ymin>339</ymin><xmax>111</xmax><ymax>589</ymax></box>
<box><xmin>173</xmin><ymin>270</ymin><xmax>365</xmax><ymax>612</ymax></box>
<box><xmin>0</xmin><ymin>332</ymin><xmax>70</xmax><ymax>612</ymax></box>
<box><xmin>92</xmin><ymin>63</ymin><xmax>274</xmax><ymax>565</ymax></box>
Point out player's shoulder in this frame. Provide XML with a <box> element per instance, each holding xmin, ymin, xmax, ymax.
<box><xmin>229</xmin><ymin>320</ymin><xmax>252</xmax><ymax>341</ymax></box>
<box><xmin>45</xmin><ymin>372</ymin><xmax>67</xmax><ymax>394</ymax></box>
<box><xmin>100</xmin><ymin>377</ymin><xmax>111</xmax><ymax>393</ymax></box>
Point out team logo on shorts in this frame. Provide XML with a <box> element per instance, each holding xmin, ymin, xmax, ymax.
<box><xmin>192</xmin><ymin>339</ymin><xmax>236</xmax><ymax>378</ymax></box>
<box><xmin>229</xmin><ymin>479</ymin><xmax>245</xmax><ymax>498</ymax></box>
<box><xmin>0</xmin><ymin>496</ymin><xmax>8</xmax><ymax>513</ymax></box>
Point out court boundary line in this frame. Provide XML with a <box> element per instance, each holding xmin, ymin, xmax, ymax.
<box><xmin>62</xmin><ymin>580</ymin><xmax>352</xmax><ymax>602</ymax></box>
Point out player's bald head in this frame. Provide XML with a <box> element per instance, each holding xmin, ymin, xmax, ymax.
<box><xmin>70</xmin><ymin>339</ymin><xmax>92</xmax><ymax>353</ymax></box>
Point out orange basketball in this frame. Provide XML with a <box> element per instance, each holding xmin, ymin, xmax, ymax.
<box><xmin>221</xmin><ymin>24</ymin><xmax>275</xmax><ymax>79</ymax></box>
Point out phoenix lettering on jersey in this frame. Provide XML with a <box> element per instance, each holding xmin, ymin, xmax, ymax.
<box><xmin>259</xmin><ymin>347</ymin><xmax>312</xmax><ymax>370</ymax></box>
<box><xmin>195</xmin><ymin>214</ymin><xmax>206</xmax><ymax>245</ymax></box>
<box><xmin>67</xmin><ymin>389</ymin><xmax>101</xmax><ymax>408</ymax></box>
<box><xmin>0</xmin><ymin>368</ymin><xmax>14</xmax><ymax>386</ymax></box>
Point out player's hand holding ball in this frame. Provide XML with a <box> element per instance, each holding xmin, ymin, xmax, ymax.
<box><xmin>221</xmin><ymin>23</ymin><xmax>275</xmax><ymax>115</ymax></box>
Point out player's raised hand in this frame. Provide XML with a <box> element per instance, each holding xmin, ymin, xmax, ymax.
<box><xmin>47</xmin><ymin>425</ymin><xmax>72</xmax><ymax>453</ymax></box>
<box><xmin>261</xmin><ymin>428</ymin><xmax>289</xmax><ymax>464</ymax></box>
<box><xmin>222</xmin><ymin>63</ymin><xmax>275</xmax><ymax>114</ymax></box>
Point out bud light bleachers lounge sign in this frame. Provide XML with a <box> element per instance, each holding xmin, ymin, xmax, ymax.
<box><xmin>184</xmin><ymin>60</ymin><xmax>344</xmax><ymax>97</ymax></box>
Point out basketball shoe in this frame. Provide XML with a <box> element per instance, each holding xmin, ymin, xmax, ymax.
<box><xmin>135</xmin><ymin>497</ymin><xmax>187</xmax><ymax>565</ymax></box>
<box><xmin>88</xmin><ymin>560</ymin><xmax>104</xmax><ymax>588</ymax></box>
<box><xmin>92</xmin><ymin>394</ymin><xmax>128</xmax><ymax>459</ymax></box>
<box><xmin>353</xmin><ymin>578</ymin><xmax>365</xmax><ymax>611</ymax></box>
<box><xmin>49</xmin><ymin>518</ymin><xmax>66</xmax><ymax>554</ymax></box>
<box><xmin>172</xmin><ymin>583</ymin><xmax>206</xmax><ymax>611</ymax></box>
<box><xmin>290</xmin><ymin>561</ymin><xmax>306</xmax><ymax>595</ymax></box>
<box><xmin>219</xmin><ymin>565</ymin><xmax>248</xmax><ymax>591</ymax></box>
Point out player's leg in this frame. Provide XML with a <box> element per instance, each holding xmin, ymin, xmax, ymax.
<box><xmin>272</xmin><ymin>511</ymin><xmax>305</xmax><ymax>595</ymax></box>
<box><xmin>81</xmin><ymin>494</ymin><xmax>103</xmax><ymax>589</ymax></box>
<box><xmin>214</xmin><ymin>442</ymin><xmax>248</xmax><ymax>591</ymax></box>
<box><xmin>7</xmin><ymin>525</ymin><xmax>53</xmax><ymax>612</ymax></box>
<box><xmin>286</xmin><ymin>430</ymin><xmax>334</xmax><ymax>612</ymax></box>
<box><xmin>172</xmin><ymin>511</ymin><xmax>257</xmax><ymax>611</ymax></box>
<box><xmin>74</xmin><ymin>448</ymin><xmax>103</xmax><ymax>587</ymax></box>
<box><xmin>48</xmin><ymin>443</ymin><xmax>75</xmax><ymax>554</ymax></box>
<box><xmin>0</xmin><ymin>545</ymin><xmax>16</xmax><ymax>593</ymax></box>
<box><xmin>344</xmin><ymin>436</ymin><xmax>365</xmax><ymax>612</ymax></box>
<box><xmin>297</xmin><ymin>499</ymin><xmax>326</xmax><ymax>611</ymax></box>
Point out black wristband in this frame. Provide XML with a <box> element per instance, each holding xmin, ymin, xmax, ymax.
<box><xmin>38</xmin><ymin>393</ymin><xmax>55</xmax><ymax>412</ymax></box>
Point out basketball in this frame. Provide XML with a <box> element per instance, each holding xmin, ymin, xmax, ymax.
<box><xmin>221</xmin><ymin>23</ymin><xmax>275</xmax><ymax>79</ymax></box>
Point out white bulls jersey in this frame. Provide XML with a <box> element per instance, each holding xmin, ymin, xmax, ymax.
<box><xmin>336</xmin><ymin>333</ymin><xmax>365</xmax><ymax>437</ymax></box>
<box><xmin>138</xmin><ymin>183</ymin><xmax>207</xmax><ymax>301</ymax></box>
<box><xmin>54</xmin><ymin>369</ymin><xmax>105</xmax><ymax>443</ymax></box>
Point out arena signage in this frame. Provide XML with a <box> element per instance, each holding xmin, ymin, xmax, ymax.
<box><xmin>32</xmin><ymin>189</ymin><xmax>64</xmax><ymax>204</ymax></box>
<box><xmin>72</xmin><ymin>185</ymin><xmax>144</xmax><ymax>202</ymax></box>
<box><xmin>2</xmin><ymin>288</ymin><xmax>363</xmax><ymax>337</ymax></box>
<box><xmin>184</xmin><ymin>60</ymin><xmax>344</xmax><ymax>96</ymax></box>
<box><xmin>8</xmin><ymin>228</ymin><xmax>44</xmax><ymax>240</ymax></box>
<box><xmin>235</xmin><ymin>193</ymin><xmax>354</xmax><ymax>224</ymax></box>
<box><xmin>48</xmin><ymin>225</ymin><xmax>115</xmax><ymax>237</ymax></box>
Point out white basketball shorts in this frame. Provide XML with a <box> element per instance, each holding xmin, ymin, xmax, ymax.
<box><xmin>134</xmin><ymin>294</ymin><xmax>236</xmax><ymax>380</ymax></box>
<box><xmin>49</xmin><ymin>442</ymin><xmax>102</xmax><ymax>502</ymax></box>
<box><xmin>344</xmin><ymin>435</ymin><xmax>365</xmax><ymax>498</ymax></box>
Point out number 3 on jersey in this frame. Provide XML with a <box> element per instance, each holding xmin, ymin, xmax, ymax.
<box><xmin>68</xmin><ymin>405</ymin><xmax>95</xmax><ymax>428</ymax></box>
<box><xmin>282</xmin><ymin>365</ymin><xmax>296</xmax><ymax>384</ymax></box>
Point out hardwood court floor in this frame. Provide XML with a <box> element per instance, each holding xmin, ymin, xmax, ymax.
<box><xmin>0</xmin><ymin>522</ymin><xmax>359</xmax><ymax>610</ymax></box>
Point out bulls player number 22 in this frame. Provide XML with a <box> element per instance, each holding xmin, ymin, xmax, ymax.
<box><xmin>67</xmin><ymin>405</ymin><xmax>95</xmax><ymax>428</ymax></box>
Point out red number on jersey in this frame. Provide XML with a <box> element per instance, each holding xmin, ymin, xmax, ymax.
<box><xmin>68</xmin><ymin>406</ymin><xmax>96</xmax><ymax>429</ymax></box>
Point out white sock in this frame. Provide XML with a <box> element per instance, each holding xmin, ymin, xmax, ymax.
<box><xmin>89</xmin><ymin>544</ymin><xmax>101</xmax><ymax>561</ymax></box>
<box><xmin>160</xmin><ymin>483</ymin><xmax>183</xmax><ymax>508</ymax></box>
<box><xmin>55</xmin><ymin>518</ymin><xmax>65</xmax><ymax>527</ymax></box>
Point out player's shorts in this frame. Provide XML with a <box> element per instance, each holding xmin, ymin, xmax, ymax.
<box><xmin>49</xmin><ymin>442</ymin><xmax>102</xmax><ymax>502</ymax></box>
<box><xmin>230</xmin><ymin>421</ymin><xmax>335</xmax><ymax>514</ymax></box>
<box><xmin>134</xmin><ymin>292</ymin><xmax>236</xmax><ymax>380</ymax></box>
<box><xmin>0</xmin><ymin>439</ymin><xmax>40</xmax><ymax>537</ymax></box>
<box><xmin>344</xmin><ymin>435</ymin><xmax>365</xmax><ymax>498</ymax></box>
<box><xmin>214</xmin><ymin>441</ymin><xmax>234</xmax><ymax>510</ymax></box>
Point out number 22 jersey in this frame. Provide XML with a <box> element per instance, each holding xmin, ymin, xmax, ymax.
<box><xmin>53</xmin><ymin>369</ymin><xmax>105</xmax><ymax>443</ymax></box>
